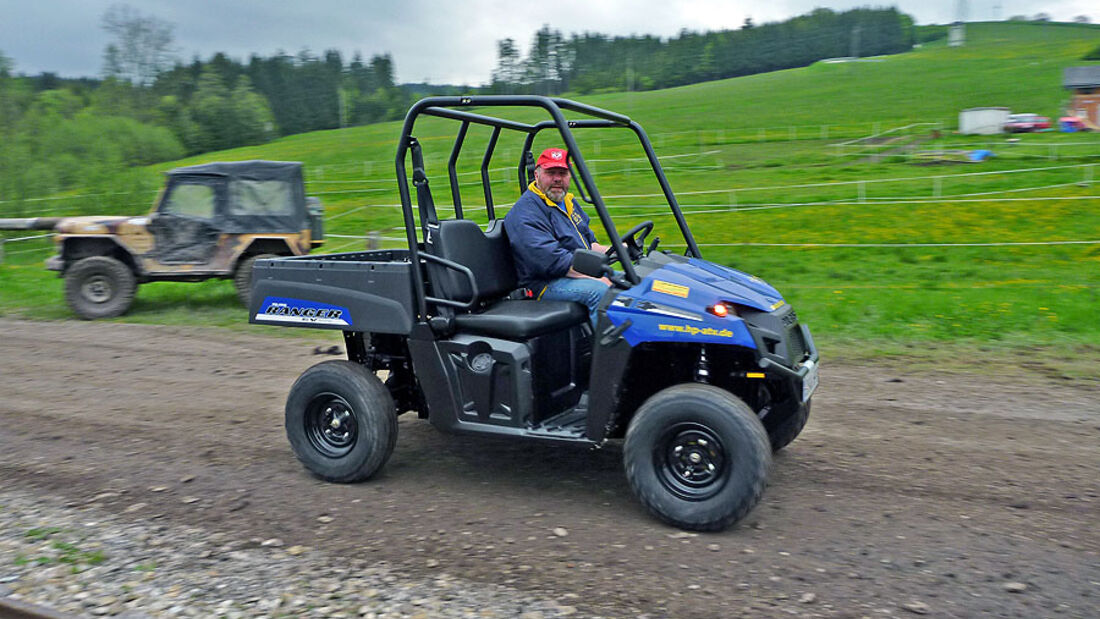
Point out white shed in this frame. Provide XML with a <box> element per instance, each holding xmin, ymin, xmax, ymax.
<box><xmin>958</xmin><ymin>107</ymin><xmax>1010</xmax><ymax>135</ymax></box>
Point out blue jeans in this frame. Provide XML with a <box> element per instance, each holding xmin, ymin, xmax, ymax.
<box><xmin>540</xmin><ymin>277</ymin><xmax>610</xmax><ymax>327</ymax></box>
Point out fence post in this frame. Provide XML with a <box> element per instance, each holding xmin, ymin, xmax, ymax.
<box><xmin>1050</xmin><ymin>144</ymin><xmax>1057</xmax><ymax>161</ymax></box>
<box><xmin>728</xmin><ymin>190</ymin><xmax>737</xmax><ymax>208</ymax></box>
<box><xmin>364</xmin><ymin>161</ymin><xmax>372</xmax><ymax>177</ymax></box>
<box><xmin>1084</xmin><ymin>164</ymin><xmax>1094</xmax><ymax>186</ymax></box>
<box><xmin>858</xmin><ymin>181</ymin><xmax>866</xmax><ymax>203</ymax></box>
<box><xmin>821</xmin><ymin>125</ymin><xmax>828</xmax><ymax>139</ymax></box>
<box><xmin>367</xmin><ymin>231</ymin><xmax>380</xmax><ymax>250</ymax></box>
<box><xmin>933</xmin><ymin>176</ymin><xmax>942</xmax><ymax>198</ymax></box>
<box><xmin>872</xmin><ymin>121</ymin><xmax>881</xmax><ymax>136</ymax></box>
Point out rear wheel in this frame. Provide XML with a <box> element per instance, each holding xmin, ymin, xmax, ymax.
<box><xmin>285</xmin><ymin>361</ymin><xmax>397</xmax><ymax>483</ymax></box>
<box><xmin>624</xmin><ymin>384</ymin><xmax>771</xmax><ymax>531</ymax></box>
<box><xmin>64</xmin><ymin>256</ymin><xmax>137</xmax><ymax>320</ymax></box>
<box><xmin>234</xmin><ymin>253</ymin><xmax>275</xmax><ymax>307</ymax></box>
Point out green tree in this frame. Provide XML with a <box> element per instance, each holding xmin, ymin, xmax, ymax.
<box><xmin>190</xmin><ymin>67</ymin><xmax>232</xmax><ymax>151</ymax></box>
<box><xmin>230</xmin><ymin>76</ymin><xmax>277</xmax><ymax>145</ymax></box>
<box><xmin>491</xmin><ymin>38</ymin><xmax>521</xmax><ymax>93</ymax></box>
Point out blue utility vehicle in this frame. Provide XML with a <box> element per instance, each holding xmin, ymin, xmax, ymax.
<box><xmin>250</xmin><ymin>97</ymin><xmax>819</xmax><ymax>531</ymax></box>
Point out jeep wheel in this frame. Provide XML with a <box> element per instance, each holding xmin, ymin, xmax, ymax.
<box><xmin>285</xmin><ymin>361</ymin><xmax>397</xmax><ymax>483</ymax></box>
<box><xmin>64</xmin><ymin>256</ymin><xmax>137</xmax><ymax>320</ymax></box>
<box><xmin>234</xmin><ymin>253</ymin><xmax>275</xmax><ymax>307</ymax></box>
<box><xmin>624</xmin><ymin>384</ymin><xmax>771</xmax><ymax>531</ymax></box>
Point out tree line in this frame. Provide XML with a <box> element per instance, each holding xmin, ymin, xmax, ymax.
<box><xmin>489</xmin><ymin>8</ymin><xmax>916</xmax><ymax>95</ymax></box>
<box><xmin>0</xmin><ymin>5</ymin><xmax>417</xmax><ymax>211</ymax></box>
<box><xmin>3</xmin><ymin>5</ymin><xmax>922</xmax><ymax>210</ymax></box>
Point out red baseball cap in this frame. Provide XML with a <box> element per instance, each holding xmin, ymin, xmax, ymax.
<box><xmin>536</xmin><ymin>148</ymin><xmax>569</xmax><ymax>170</ymax></box>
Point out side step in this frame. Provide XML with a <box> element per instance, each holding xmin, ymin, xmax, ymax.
<box><xmin>527</xmin><ymin>407</ymin><xmax>588</xmax><ymax>440</ymax></box>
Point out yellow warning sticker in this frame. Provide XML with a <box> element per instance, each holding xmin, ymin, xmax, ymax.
<box><xmin>652</xmin><ymin>280</ymin><xmax>690</xmax><ymax>298</ymax></box>
<box><xmin>770</xmin><ymin>300</ymin><xmax>786</xmax><ymax>310</ymax></box>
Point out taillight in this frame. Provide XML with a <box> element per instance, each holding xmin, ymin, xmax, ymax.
<box><xmin>707</xmin><ymin>303</ymin><xmax>731</xmax><ymax>318</ymax></box>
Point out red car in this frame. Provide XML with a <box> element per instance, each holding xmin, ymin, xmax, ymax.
<box><xmin>1004</xmin><ymin>113</ymin><xmax>1051</xmax><ymax>133</ymax></box>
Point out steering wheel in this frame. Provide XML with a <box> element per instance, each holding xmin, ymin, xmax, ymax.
<box><xmin>606</xmin><ymin>220</ymin><xmax>655</xmax><ymax>264</ymax></box>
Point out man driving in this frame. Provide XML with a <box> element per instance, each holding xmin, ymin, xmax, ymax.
<box><xmin>503</xmin><ymin>147</ymin><xmax>610</xmax><ymax>326</ymax></box>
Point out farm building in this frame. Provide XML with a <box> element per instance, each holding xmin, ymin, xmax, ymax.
<box><xmin>1064</xmin><ymin>66</ymin><xmax>1100</xmax><ymax>129</ymax></box>
<box><xmin>958</xmin><ymin>107</ymin><xmax>1010</xmax><ymax>135</ymax></box>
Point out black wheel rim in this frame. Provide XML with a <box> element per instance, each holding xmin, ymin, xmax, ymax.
<box><xmin>82</xmin><ymin>275</ymin><xmax>113</xmax><ymax>303</ymax></box>
<box><xmin>304</xmin><ymin>392</ymin><xmax>358</xmax><ymax>458</ymax></box>
<box><xmin>654</xmin><ymin>422</ymin><xmax>729</xmax><ymax>501</ymax></box>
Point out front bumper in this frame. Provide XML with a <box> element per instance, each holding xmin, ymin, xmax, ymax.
<box><xmin>758</xmin><ymin>324</ymin><xmax>820</xmax><ymax>402</ymax></box>
<box><xmin>46</xmin><ymin>255</ymin><xmax>64</xmax><ymax>272</ymax></box>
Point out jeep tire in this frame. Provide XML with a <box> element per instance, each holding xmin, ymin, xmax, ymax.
<box><xmin>285</xmin><ymin>361</ymin><xmax>397</xmax><ymax>483</ymax></box>
<box><xmin>624</xmin><ymin>384</ymin><xmax>771</xmax><ymax>531</ymax></box>
<box><xmin>234</xmin><ymin>253</ymin><xmax>275</xmax><ymax>307</ymax></box>
<box><xmin>64</xmin><ymin>256</ymin><xmax>137</xmax><ymax>320</ymax></box>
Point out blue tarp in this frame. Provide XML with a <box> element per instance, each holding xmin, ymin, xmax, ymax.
<box><xmin>968</xmin><ymin>149</ymin><xmax>994</xmax><ymax>162</ymax></box>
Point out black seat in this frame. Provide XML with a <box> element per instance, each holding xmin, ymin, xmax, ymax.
<box><xmin>455</xmin><ymin>299</ymin><xmax>587</xmax><ymax>339</ymax></box>
<box><xmin>428</xmin><ymin>218</ymin><xmax>587</xmax><ymax>340</ymax></box>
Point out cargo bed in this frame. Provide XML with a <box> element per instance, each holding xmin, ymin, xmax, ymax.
<box><xmin>248</xmin><ymin>250</ymin><xmax>416</xmax><ymax>334</ymax></box>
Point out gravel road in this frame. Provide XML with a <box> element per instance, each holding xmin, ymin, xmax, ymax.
<box><xmin>1</xmin><ymin>318</ymin><xmax>1097</xmax><ymax>617</ymax></box>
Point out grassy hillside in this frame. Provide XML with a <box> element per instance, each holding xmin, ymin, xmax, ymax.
<box><xmin>2</xmin><ymin>21</ymin><xmax>1098</xmax><ymax>363</ymax></box>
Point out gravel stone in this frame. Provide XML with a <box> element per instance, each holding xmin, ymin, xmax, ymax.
<box><xmin>0</xmin><ymin>488</ymin><xmax>592</xmax><ymax>618</ymax></box>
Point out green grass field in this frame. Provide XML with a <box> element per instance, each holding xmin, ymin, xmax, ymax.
<box><xmin>3</xmin><ymin>21</ymin><xmax>1098</xmax><ymax>369</ymax></box>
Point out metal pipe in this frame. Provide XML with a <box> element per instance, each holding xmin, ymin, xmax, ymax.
<box><xmin>481</xmin><ymin>127</ymin><xmax>501</xmax><ymax>220</ymax></box>
<box><xmin>447</xmin><ymin>121</ymin><xmax>469</xmax><ymax>219</ymax></box>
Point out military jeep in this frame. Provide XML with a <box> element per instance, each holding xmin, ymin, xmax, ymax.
<box><xmin>47</xmin><ymin>160</ymin><xmax>324</xmax><ymax>319</ymax></box>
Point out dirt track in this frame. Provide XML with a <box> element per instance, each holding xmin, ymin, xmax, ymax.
<box><xmin>1</xmin><ymin>318</ymin><xmax>1097</xmax><ymax>617</ymax></box>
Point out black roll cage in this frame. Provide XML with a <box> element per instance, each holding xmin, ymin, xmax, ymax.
<box><xmin>394</xmin><ymin>95</ymin><xmax>703</xmax><ymax>321</ymax></box>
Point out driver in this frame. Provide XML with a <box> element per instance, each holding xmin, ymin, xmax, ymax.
<box><xmin>503</xmin><ymin>147</ymin><xmax>610</xmax><ymax>326</ymax></box>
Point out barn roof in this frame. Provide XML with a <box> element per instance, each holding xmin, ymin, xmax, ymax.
<box><xmin>1064</xmin><ymin>66</ymin><xmax>1100</xmax><ymax>89</ymax></box>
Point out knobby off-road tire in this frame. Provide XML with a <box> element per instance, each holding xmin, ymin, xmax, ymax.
<box><xmin>285</xmin><ymin>361</ymin><xmax>398</xmax><ymax>483</ymax></box>
<box><xmin>64</xmin><ymin>256</ymin><xmax>137</xmax><ymax>320</ymax></box>
<box><xmin>624</xmin><ymin>383</ymin><xmax>772</xmax><ymax>532</ymax></box>
<box><xmin>233</xmin><ymin>253</ymin><xmax>275</xmax><ymax>307</ymax></box>
<box><xmin>768</xmin><ymin>399</ymin><xmax>811</xmax><ymax>452</ymax></box>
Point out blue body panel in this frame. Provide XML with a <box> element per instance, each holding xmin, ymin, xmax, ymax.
<box><xmin>605</xmin><ymin>258</ymin><xmax>785</xmax><ymax>348</ymax></box>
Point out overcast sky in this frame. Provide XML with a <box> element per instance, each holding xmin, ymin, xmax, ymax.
<box><xmin>2</xmin><ymin>0</ymin><xmax>1097</xmax><ymax>85</ymax></box>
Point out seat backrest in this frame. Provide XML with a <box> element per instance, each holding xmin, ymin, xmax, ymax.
<box><xmin>427</xmin><ymin>218</ymin><xmax>517</xmax><ymax>306</ymax></box>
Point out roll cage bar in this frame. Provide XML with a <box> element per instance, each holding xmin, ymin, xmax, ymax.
<box><xmin>394</xmin><ymin>95</ymin><xmax>703</xmax><ymax>321</ymax></box>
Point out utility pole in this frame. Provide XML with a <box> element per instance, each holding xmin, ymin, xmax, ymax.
<box><xmin>850</xmin><ymin>25</ymin><xmax>861</xmax><ymax>59</ymax></box>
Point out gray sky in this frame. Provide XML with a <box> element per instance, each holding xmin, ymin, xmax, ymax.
<box><xmin>2</xmin><ymin>0</ymin><xmax>1097</xmax><ymax>85</ymax></box>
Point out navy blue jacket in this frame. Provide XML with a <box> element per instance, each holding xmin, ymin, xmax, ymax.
<box><xmin>503</xmin><ymin>183</ymin><xmax>598</xmax><ymax>292</ymax></box>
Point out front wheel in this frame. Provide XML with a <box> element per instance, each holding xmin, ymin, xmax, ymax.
<box><xmin>285</xmin><ymin>361</ymin><xmax>397</xmax><ymax>483</ymax></box>
<box><xmin>64</xmin><ymin>256</ymin><xmax>137</xmax><ymax>320</ymax></box>
<box><xmin>624</xmin><ymin>384</ymin><xmax>771</xmax><ymax>531</ymax></box>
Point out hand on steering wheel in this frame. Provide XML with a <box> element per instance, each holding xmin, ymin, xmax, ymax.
<box><xmin>606</xmin><ymin>220</ymin><xmax>655</xmax><ymax>265</ymax></box>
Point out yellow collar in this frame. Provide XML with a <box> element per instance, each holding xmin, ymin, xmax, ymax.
<box><xmin>529</xmin><ymin>182</ymin><xmax>575</xmax><ymax>216</ymax></box>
